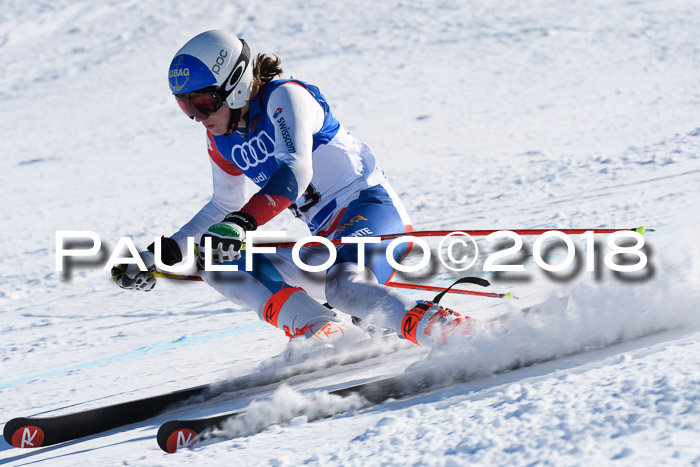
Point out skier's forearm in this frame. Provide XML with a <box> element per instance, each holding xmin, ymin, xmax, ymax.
<box><xmin>237</xmin><ymin>163</ymin><xmax>296</xmax><ymax>226</ymax></box>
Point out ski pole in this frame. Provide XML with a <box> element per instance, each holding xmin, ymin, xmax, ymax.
<box><xmin>153</xmin><ymin>271</ymin><xmax>203</xmax><ymax>281</ymax></box>
<box><xmin>151</xmin><ymin>225</ymin><xmax>651</xmax><ymax>297</ymax></box>
<box><xmin>152</xmin><ymin>272</ymin><xmax>515</xmax><ymax>299</ymax></box>
<box><xmin>254</xmin><ymin>225</ymin><xmax>652</xmax><ymax>249</ymax></box>
<box><xmin>386</xmin><ymin>281</ymin><xmax>514</xmax><ymax>299</ymax></box>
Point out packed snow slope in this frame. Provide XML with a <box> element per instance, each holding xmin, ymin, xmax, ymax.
<box><xmin>2</xmin><ymin>0</ymin><xmax>700</xmax><ymax>465</ymax></box>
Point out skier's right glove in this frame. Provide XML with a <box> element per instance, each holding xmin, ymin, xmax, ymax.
<box><xmin>112</xmin><ymin>250</ymin><xmax>157</xmax><ymax>291</ymax></box>
<box><xmin>198</xmin><ymin>211</ymin><xmax>257</xmax><ymax>267</ymax></box>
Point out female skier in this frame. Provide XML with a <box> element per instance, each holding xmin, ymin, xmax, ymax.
<box><xmin>113</xmin><ymin>30</ymin><xmax>470</xmax><ymax>352</ymax></box>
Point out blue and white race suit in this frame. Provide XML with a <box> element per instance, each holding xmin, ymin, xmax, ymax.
<box><xmin>170</xmin><ymin>79</ymin><xmax>417</xmax><ymax>332</ymax></box>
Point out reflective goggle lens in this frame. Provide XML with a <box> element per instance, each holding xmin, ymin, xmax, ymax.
<box><xmin>175</xmin><ymin>91</ymin><xmax>223</xmax><ymax>120</ymax></box>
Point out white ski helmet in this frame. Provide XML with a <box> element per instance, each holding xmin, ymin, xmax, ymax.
<box><xmin>168</xmin><ymin>30</ymin><xmax>253</xmax><ymax>109</ymax></box>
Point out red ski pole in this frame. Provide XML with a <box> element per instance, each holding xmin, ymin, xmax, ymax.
<box><xmin>253</xmin><ymin>225</ymin><xmax>651</xmax><ymax>249</ymax></box>
<box><xmin>152</xmin><ymin>272</ymin><xmax>515</xmax><ymax>299</ymax></box>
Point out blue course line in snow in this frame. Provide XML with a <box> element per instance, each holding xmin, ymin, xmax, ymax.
<box><xmin>0</xmin><ymin>321</ymin><xmax>268</xmax><ymax>390</ymax></box>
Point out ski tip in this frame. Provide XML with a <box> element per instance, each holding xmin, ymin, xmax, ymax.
<box><xmin>157</xmin><ymin>421</ymin><xmax>199</xmax><ymax>453</ymax></box>
<box><xmin>4</xmin><ymin>421</ymin><xmax>45</xmax><ymax>448</ymax></box>
<box><xmin>167</xmin><ymin>428</ymin><xmax>199</xmax><ymax>453</ymax></box>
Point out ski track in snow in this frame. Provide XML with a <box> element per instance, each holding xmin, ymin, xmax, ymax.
<box><xmin>2</xmin><ymin>0</ymin><xmax>700</xmax><ymax>465</ymax></box>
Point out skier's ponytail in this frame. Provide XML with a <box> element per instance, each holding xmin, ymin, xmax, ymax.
<box><xmin>253</xmin><ymin>53</ymin><xmax>283</xmax><ymax>85</ymax></box>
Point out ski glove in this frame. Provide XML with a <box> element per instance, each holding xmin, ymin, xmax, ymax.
<box><xmin>199</xmin><ymin>211</ymin><xmax>258</xmax><ymax>267</ymax></box>
<box><xmin>112</xmin><ymin>250</ymin><xmax>157</xmax><ymax>291</ymax></box>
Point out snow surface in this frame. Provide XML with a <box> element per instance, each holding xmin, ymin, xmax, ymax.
<box><xmin>2</xmin><ymin>0</ymin><xmax>700</xmax><ymax>465</ymax></box>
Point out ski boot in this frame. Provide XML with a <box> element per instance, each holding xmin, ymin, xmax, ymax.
<box><xmin>258</xmin><ymin>286</ymin><xmax>369</xmax><ymax>368</ymax></box>
<box><xmin>399</xmin><ymin>301</ymin><xmax>481</xmax><ymax>373</ymax></box>
<box><xmin>398</xmin><ymin>300</ymin><xmax>477</xmax><ymax>347</ymax></box>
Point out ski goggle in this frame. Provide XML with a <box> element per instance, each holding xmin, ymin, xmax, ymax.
<box><xmin>174</xmin><ymin>88</ymin><xmax>224</xmax><ymax>120</ymax></box>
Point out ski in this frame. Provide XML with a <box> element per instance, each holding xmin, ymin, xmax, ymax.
<box><xmin>3</xmin><ymin>338</ymin><xmax>411</xmax><ymax>448</ymax></box>
<box><xmin>156</xmin><ymin>298</ymin><xmax>570</xmax><ymax>453</ymax></box>
<box><xmin>157</xmin><ymin>365</ymin><xmax>491</xmax><ymax>453</ymax></box>
<box><xmin>4</xmin><ymin>383</ymin><xmax>209</xmax><ymax>449</ymax></box>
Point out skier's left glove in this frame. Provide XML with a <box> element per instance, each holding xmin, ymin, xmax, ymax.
<box><xmin>199</xmin><ymin>211</ymin><xmax>258</xmax><ymax>267</ymax></box>
<box><xmin>112</xmin><ymin>250</ymin><xmax>157</xmax><ymax>291</ymax></box>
